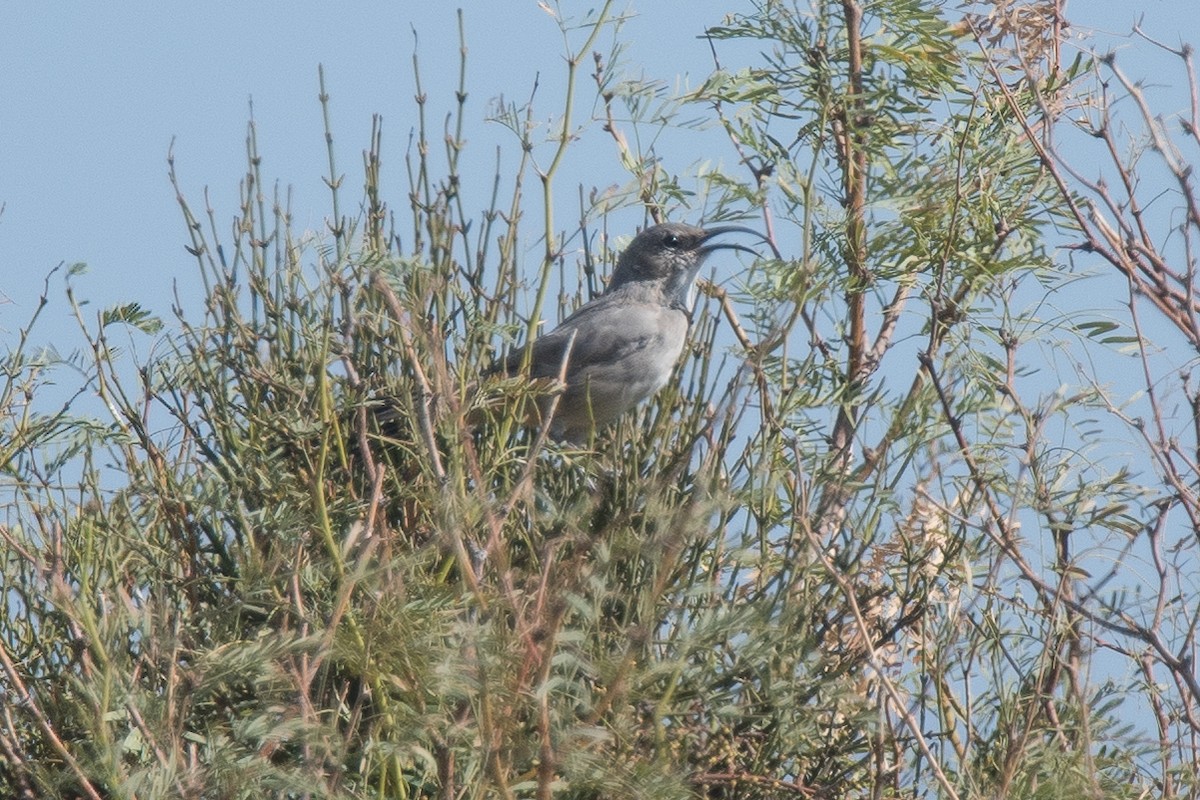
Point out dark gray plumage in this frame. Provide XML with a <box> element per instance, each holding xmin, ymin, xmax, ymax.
<box><xmin>501</xmin><ymin>222</ymin><xmax>760</xmax><ymax>442</ymax></box>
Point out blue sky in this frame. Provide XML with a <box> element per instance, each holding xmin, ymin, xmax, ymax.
<box><xmin>3</xmin><ymin>0</ymin><xmax>1199</xmax><ymax>771</ymax></box>
<box><xmin>1</xmin><ymin>3</ymin><xmax>746</xmax><ymax>328</ymax></box>
<box><xmin>2</xmin><ymin>2</ymin><xmax>1193</xmax><ymax>339</ymax></box>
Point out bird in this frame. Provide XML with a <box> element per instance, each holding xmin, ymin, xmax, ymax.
<box><xmin>495</xmin><ymin>221</ymin><xmax>761</xmax><ymax>443</ymax></box>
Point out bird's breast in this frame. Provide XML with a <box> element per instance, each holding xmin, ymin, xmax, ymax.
<box><xmin>638</xmin><ymin>315</ymin><xmax>688</xmax><ymax>391</ymax></box>
<box><xmin>543</xmin><ymin>303</ymin><xmax>691</xmax><ymax>441</ymax></box>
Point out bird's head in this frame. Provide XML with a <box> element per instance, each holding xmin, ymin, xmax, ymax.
<box><xmin>608</xmin><ymin>222</ymin><xmax>762</xmax><ymax>310</ymax></box>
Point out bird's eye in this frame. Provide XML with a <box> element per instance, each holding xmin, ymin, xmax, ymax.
<box><xmin>663</xmin><ymin>233</ymin><xmax>681</xmax><ymax>248</ymax></box>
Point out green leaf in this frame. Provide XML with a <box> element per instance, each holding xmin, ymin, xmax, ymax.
<box><xmin>101</xmin><ymin>302</ymin><xmax>163</xmax><ymax>334</ymax></box>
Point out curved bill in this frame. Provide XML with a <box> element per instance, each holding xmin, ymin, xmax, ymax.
<box><xmin>699</xmin><ymin>224</ymin><xmax>767</xmax><ymax>258</ymax></box>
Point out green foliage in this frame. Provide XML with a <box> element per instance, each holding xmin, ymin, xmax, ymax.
<box><xmin>3</xmin><ymin>1</ymin><xmax>1196</xmax><ymax>798</ymax></box>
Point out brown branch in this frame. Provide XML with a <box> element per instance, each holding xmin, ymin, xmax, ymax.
<box><xmin>0</xmin><ymin>638</ymin><xmax>104</xmax><ymax>800</ymax></box>
<box><xmin>833</xmin><ymin>0</ymin><xmax>870</xmax><ymax>461</ymax></box>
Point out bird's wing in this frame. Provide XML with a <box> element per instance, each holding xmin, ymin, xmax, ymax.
<box><xmin>502</xmin><ymin>300</ymin><xmax>680</xmax><ymax>381</ymax></box>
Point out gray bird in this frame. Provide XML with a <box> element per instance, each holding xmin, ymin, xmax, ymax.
<box><xmin>499</xmin><ymin>222</ymin><xmax>760</xmax><ymax>443</ymax></box>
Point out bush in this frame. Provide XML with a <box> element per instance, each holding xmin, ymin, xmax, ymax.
<box><xmin>4</xmin><ymin>2</ymin><xmax>1196</xmax><ymax>798</ymax></box>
